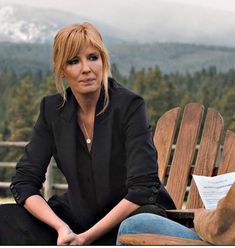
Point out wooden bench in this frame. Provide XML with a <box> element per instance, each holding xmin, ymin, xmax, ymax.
<box><xmin>119</xmin><ymin>102</ymin><xmax>235</xmax><ymax>245</ymax></box>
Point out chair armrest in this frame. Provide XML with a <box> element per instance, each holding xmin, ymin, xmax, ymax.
<box><xmin>166</xmin><ymin>209</ymin><xmax>195</xmax><ymax>228</ymax></box>
<box><xmin>166</xmin><ymin>209</ymin><xmax>195</xmax><ymax>219</ymax></box>
<box><xmin>119</xmin><ymin>233</ymin><xmax>210</xmax><ymax>245</ymax></box>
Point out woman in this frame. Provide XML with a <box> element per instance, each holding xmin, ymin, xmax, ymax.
<box><xmin>0</xmin><ymin>22</ymin><xmax>175</xmax><ymax>245</ymax></box>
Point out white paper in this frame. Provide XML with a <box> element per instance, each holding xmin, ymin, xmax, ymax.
<box><xmin>193</xmin><ymin>172</ymin><xmax>235</xmax><ymax>210</ymax></box>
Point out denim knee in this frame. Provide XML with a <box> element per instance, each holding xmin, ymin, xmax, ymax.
<box><xmin>117</xmin><ymin>213</ymin><xmax>200</xmax><ymax>245</ymax></box>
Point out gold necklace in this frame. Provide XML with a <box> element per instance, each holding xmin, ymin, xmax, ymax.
<box><xmin>82</xmin><ymin>121</ymin><xmax>92</xmax><ymax>144</ymax></box>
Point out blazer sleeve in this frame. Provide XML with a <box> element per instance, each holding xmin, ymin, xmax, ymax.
<box><xmin>10</xmin><ymin>97</ymin><xmax>54</xmax><ymax>205</ymax></box>
<box><xmin>123</xmin><ymin>96</ymin><xmax>161</xmax><ymax>206</ymax></box>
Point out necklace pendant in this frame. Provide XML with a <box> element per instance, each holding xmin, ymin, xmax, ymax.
<box><xmin>86</xmin><ymin>138</ymin><xmax>91</xmax><ymax>144</ymax></box>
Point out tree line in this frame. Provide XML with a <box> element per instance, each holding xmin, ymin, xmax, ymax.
<box><xmin>2</xmin><ymin>63</ymin><xmax>235</xmax><ymax>146</ymax></box>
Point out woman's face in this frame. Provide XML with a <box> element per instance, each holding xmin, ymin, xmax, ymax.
<box><xmin>62</xmin><ymin>43</ymin><xmax>103</xmax><ymax>98</ymax></box>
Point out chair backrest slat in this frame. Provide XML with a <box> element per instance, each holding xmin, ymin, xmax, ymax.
<box><xmin>166</xmin><ymin>103</ymin><xmax>204</xmax><ymax>209</ymax></box>
<box><xmin>154</xmin><ymin>107</ymin><xmax>181</xmax><ymax>181</ymax></box>
<box><xmin>218</xmin><ymin>130</ymin><xmax>235</xmax><ymax>174</ymax></box>
<box><xmin>186</xmin><ymin>108</ymin><xmax>224</xmax><ymax>209</ymax></box>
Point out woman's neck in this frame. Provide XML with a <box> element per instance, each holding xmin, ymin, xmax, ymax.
<box><xmin>72</xmin><ymin>89</ymin><xmax>100</xmax><ymax>115</ymax></box>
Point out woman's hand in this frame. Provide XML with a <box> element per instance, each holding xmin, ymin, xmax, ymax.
<box><xmin>57</xmin><ymin>225</ymin><xmax>88</xmax><ymax>245</ymax></box>
<box><xmin>56</xmin><ymin>224</ymin><xmax>77</xmax><ymax>245</ymax></box>
<box><xmin>68</xmin><ymin>233</ymin><xmax>88</xmax><ymax>245</ymax></box>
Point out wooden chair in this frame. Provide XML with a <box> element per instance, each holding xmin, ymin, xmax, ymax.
<box><xmin>119</xmin><ymin>102</ymin><xmax>235</xmax><ymax>245</ymax></box>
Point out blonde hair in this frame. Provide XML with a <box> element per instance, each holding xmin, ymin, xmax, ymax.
<box><xmin>53</xmin><ymin>22</ymin><xmax>111</xmax><ymax>113</ymax></box>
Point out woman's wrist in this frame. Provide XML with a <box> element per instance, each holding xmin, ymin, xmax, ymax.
<box><xmin>78</xmin><ymin>230</ymin><xmax>94</xmax><ymax>245</ymax></box>
<box><xmin>54</xmin><ymin>221</ymin><xmax>70</xmax><ymax>233</ymax></box>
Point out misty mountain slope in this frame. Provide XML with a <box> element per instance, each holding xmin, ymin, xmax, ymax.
<box><xmin>1</xmin><ymin>3</ymin><xmax>235</xmax><ymax>47</ymax></box>
<box><xmin>1</xmin><ymin>3</ymin><xmax>235</xmax><ymax>76</ymax></box>
<box><xmin>0</xmin><ymin>4</ymin><xmax>123</xmax><ymax>44</ymax></box>
<box><xmin>108</xmin><ymin>42</ymin><xmax>235</xmax><ymax>75</ymax></box>
<box><xmin>1</xmin><ymin>42</ymin><xmax>235</xmax><ymax>78</ymax></box>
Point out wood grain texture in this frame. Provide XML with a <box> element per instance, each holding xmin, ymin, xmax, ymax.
<box><xmin>166</xmin><ymin>103</ymin><xmax>204</xmax><ymax>209</ymax></box>
<box><xmin>153</xmin><ymin>107</ymin><xmax>180</xmax><ymax>181</ymax></box>
<box><xmin>218</xmin><ymin>130</ymin><xmax>235</xmax><ymax>174</ymax></box>
<box><xmin>186</xmin><ymin>108</ymin><xmax>224</xmax><ymax>209</ymax></box>
<box><xmin>119</xmin><ymin>233</ymin><xmax>210</xmax><ymax>245</ymax></box>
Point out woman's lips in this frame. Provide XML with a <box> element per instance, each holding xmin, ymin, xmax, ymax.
<box><xmin>79</xmin><ymin>78</ymin><xmax>96</xmax><ymax>83</ymax></box>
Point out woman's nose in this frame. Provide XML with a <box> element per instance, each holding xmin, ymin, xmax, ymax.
<box><xmin>81</xmin><ymin>60</ymin><xmax>91</xmax><ymax>74</ymax></box>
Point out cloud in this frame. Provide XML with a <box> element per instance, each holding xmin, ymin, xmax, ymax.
<box><xmin>1</xmin><ymin>0</ymin><xmax>235</xmax><ymax>47</ymax></box>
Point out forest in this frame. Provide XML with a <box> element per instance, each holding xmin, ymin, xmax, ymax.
<box><xmin>1</xmin><ymin>44</ymin><xmax>235</xmax><ymax>196</ymax></box>
<box><xmin>1</xmin><ymin>63</ymin><xmax>235</xmax><ymax>149</ymax></box>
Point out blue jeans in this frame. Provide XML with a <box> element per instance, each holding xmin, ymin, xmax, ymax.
<box><xmin>116</xmin><ymin>213</ymin><xmax>201</xmax><ymax>245</ymax></box>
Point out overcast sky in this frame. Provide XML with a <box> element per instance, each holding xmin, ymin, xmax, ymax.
<box><xmin>1</xmin><ymin>0</ymin><xmax>235</xmax><ymax>20</ymax></box>
<box><xmin>1</xmin><ymin>0</ymin><xmax>235</xmax><ymax>46</ymax></box>
<box><xmin>164</xmin><ymin>0</ymin><xmax>235</xmax><ymax>12</ymax></box>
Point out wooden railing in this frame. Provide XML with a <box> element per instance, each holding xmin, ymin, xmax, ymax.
<box><xmin>0</xmin><ymin>141</ymin><xmax>223</xmax><ymax>201</ymax></box>
<box><xmin>0</xmin><ymin>141</ymin><xmax>67</xmax><ymax>200</ymax></box>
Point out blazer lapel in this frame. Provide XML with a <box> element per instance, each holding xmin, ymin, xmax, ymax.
<box><xmin>52</xmin><ymin>90</ymin><xmax>79</xmax><ymax>178</ymax></box>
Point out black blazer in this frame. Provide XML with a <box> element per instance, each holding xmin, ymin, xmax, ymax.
<box><xmin>11</xmin><ymin>78</ymin><xmax>175</xmax><ymax>228</ymax></box>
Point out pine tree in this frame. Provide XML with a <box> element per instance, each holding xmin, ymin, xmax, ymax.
<box><xmin>220</xmin><ymin>86</ymin><xmax>235</xmax><ymax>132</ymax></box>
<box><xmin>6</xmin><ymin>75</ymin><xmax>37</xmax><ymax>161</ymax></box>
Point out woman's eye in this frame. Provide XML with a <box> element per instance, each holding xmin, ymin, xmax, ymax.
<box><xmin>67</xmin><ymin>58</ymin><xmax>79</xmax><ymax>65</ymax></box>
<box><xmin>89</xmin><ymin>54</ymin><xmax>99</xmax><ymax>61</ymax></box>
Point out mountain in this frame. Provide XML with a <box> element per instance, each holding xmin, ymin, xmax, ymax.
<box><xmin>0</xmin><ymin>4</ymin><xmax>123</xmax><ymax>44</ymax></box>
<box><xmin>1</xmin><ymin>42</ymin><xmax>235</xmax><ymax>78</ymax></box>
<box><xmin>108</xmin><ymin>42</ymin><xmax>235</xmax><ymax>75</ymax></box>
<box><xmin>1</xmin><ymin>2</ymin><xmax>235</xmax><ymax>48</ymax></box>
<box><xmin>1</xmin><ymin>4</ymin><xmax>235</xmax><ymax>76</ymax></box>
